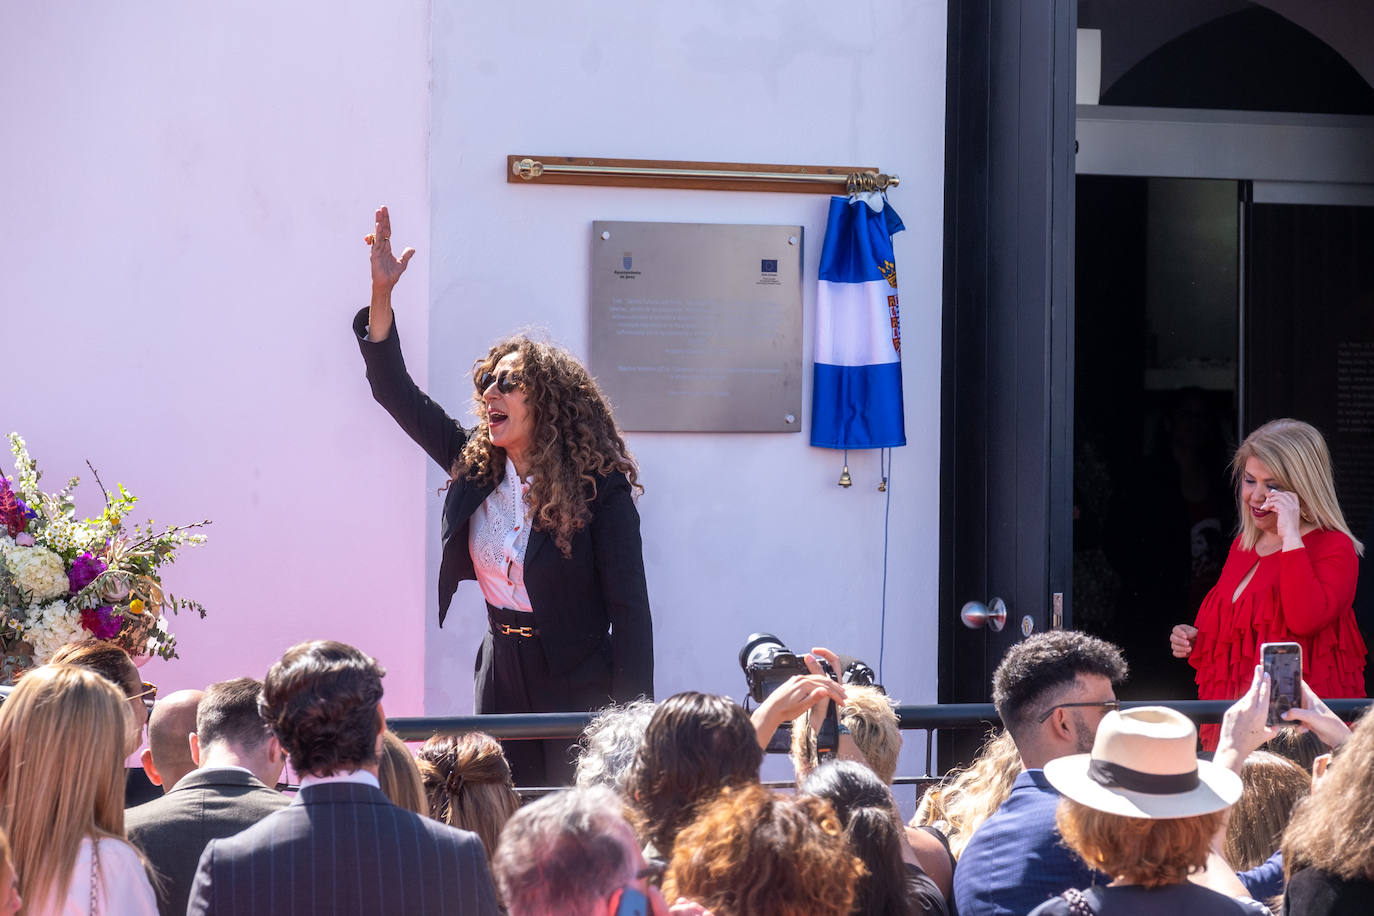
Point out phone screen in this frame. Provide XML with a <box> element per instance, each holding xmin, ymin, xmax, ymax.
<box><xmin>611</xmin><ymin>887</ymin><xmax>649</xmax><ymax>916</ymax></box>
<box><xmin>1262</xmin><ymin>642</ymin><xmax>1302</xmax><ymax>726</ymax></box>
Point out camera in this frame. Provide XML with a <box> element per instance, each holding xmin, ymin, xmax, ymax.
<box><xmin>739</xmin><ymin>633</ymin><xmax>812</xmax><ymax>704</ymax></box>
<box><xmin>739</xmin><ymin>633</ymin><xmax>882</xmax><ymax>699</ymax></box>
<box><xmin>739</xmin><ymin>633</ymin><xmax>883</xmax><ymax>756</ymax></box>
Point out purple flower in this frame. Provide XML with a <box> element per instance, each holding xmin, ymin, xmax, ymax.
<box><xmin>80</xmin><ymin>605</ymin><xmax>123</xmax><ymax>640</ymax></box>
<box><xmin>69</xmin><ymin>552</ymin><xmax>107</xmax><ymax>593</ymax></box>
<box><xmin>14</xmin><ymin>533</ymin><xmax>33</xmax><ymax>547</ymax></box>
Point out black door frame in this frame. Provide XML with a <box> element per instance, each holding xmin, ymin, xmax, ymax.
<box><xmin>938</xmin><ymin>4</ymin><xmax>1374</xmax><ymax>770</ymax></box>
<box><xmin>938</xmin><ymin>0</ymin><xmax>1077</xmax><ymax>767</ymax></box>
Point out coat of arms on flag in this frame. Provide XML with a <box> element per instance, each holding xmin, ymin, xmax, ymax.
<box><xmin>810</xmin><ymin>192</ymin><xmax>907</xmax><ymax>450</ymax></box>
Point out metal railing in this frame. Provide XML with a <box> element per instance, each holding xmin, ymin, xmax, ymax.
<box><xmin>388</xmin><ymin>698</ymin><xmax>1374</xmax><ymax>789</ymax></box>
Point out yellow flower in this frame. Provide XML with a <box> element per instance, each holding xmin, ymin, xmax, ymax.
<box><xmin>128</xmin><ymin>599</ymin><xmax>145</xmax><ymax>616</ymax></box>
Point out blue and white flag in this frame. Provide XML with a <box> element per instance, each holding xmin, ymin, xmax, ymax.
<box><xmin>810</xmin><ymin>192</ymin><xmax>906</xmax><ymax>449</ymax></box>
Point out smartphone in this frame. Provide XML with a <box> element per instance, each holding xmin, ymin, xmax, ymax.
<box><xmin>610</xmin><ymin>887</ymin><xmax>649</xmax><ymax>916</ymax></box>
<box><xmin>1261</xmin><ymin>641</ymin><xmax>1302</xmax><ymax>726</ymax></box>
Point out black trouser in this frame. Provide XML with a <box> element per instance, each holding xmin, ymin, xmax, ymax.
<box><xmin>475</xmin><ymin>603</ymin><xmax>613</xmax><ymax>789</ymax></box>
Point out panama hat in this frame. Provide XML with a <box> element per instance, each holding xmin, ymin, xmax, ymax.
<box><xmin>1042</xmin><ymin>706</ymin><xmax>1242</xmax><ymax>819</ymax></box>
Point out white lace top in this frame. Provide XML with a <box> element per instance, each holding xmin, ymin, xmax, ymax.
<box><xmin>468</xmin><ymin>457</ymin><xmax>535</xmax><ymax>612</ymax></box>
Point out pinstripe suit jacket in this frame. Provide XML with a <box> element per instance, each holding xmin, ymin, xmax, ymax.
<box><xmin>185</xmin><ymin>782</ymin><xmax>499</xmax><ymax>915</ymax></box>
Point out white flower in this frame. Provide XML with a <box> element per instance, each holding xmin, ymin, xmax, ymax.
<box><xmin>28</xmin><ymin>599</ymin><xmax>85</xmax><ymax>664</ymax></box>
<box><xmin>4</xmin><ymin>545</ymin><xmax>68</xmax><ymax>603</ymax></box>
<box><xmin>6</xmin><ymin>434</ymin><xmax>41</xmax><ymax>505</ymax></box>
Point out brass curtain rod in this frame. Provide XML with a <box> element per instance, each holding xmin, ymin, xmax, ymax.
<box><xmin>507</xmin><ymin>155</ymin><xmax>899</xmax><ymax>194</ymax></box>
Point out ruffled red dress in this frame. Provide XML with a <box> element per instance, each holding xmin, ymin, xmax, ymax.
<box><xmin>1190</xmin><ymin>528</ymin><xmax>1365</xmax><ymax>749</ymax></box>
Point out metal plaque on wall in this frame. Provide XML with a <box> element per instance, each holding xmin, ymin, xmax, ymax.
<box><xmin>589</xmin><ymin>221</ymin><xmax>803</xmax><ymax>432</ymax></box>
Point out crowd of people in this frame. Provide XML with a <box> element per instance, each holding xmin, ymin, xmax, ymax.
<box><xmin>0</xmin><ymin>629</ymin><xmax>1361</xmax><ymax>915</ymax></box>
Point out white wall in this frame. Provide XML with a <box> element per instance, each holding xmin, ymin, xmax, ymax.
<box><xmin>1</xmin><ymin>0</ymin><xmax>948</xmax><ymax>790</ymax></box>
<box><xmin>424</xmin><ymin>0</ymin><xmax>947</xmax><ymax>786</ymax></box>
<box><xmin>1</xmin><ymin>1</ymin><xmax>432</xmax><ymax>712</ymax></box>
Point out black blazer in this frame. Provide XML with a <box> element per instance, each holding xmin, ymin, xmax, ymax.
<box><xmin>126</xmin><ymin>768</ymin><xmax>289</xmax><ymax>916</ymax></box>
<box><xmin>354</xmin><ymin>309</ymin><xmax>653</xmax><ymax>701</ymax></box>
<box><xmin>186</xmin><ymin>781</ymin><xmax>499</xmax><ymax>916</ymax></box>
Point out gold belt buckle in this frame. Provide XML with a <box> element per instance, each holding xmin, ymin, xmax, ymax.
<box><xmin>498</xmin><ymin>623</ymin><xmax>536</xmax><ymax>638</ymax></box>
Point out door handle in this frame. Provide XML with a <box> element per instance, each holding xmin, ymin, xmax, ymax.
<box><xmin>960</xmin><ymin>597</ymin><xmax>1007</xmax><ymax>632</ymax></box>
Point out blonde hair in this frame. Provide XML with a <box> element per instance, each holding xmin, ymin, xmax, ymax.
<box><xmin>1233</xmin><ymin>419</ymin><xmax>1363</xmax><ymax>555</ymax></box>
<box><xmin>1282</xmin><ymin>712</ymin><xmax>1374</xmax><ymax>881</ymax></box>
<box><xmin>0</xmin><ymin>665</ymin><xmax>138</xmax><ymax>911</ymax></box>
<box><xmin>377</xmin><ymin>731</ymin><xmax>427</xmax><ymax>815</ymax></box>
<box><xmin>1057</xmin><ymin>798</ymin><xmax>1225</xmax><ymax>887</ymax></box>
<box><xmin>840</xmin><ymin>687</ymin><xmax>902</xmax><ymax>786</ymax></box>
<box><xmin>788</xmin><ymin>686</ymin><xmax>903</xmax><ymax>786</ymax></box>
<box><xmin>912</xmin><ymin>729</ymin><xmax>1022</xmax><ymax>859</ymax></box>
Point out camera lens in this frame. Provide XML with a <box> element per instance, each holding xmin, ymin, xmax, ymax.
<box><xmin>738</xmin><ymin>633</ymin><xmax>787</xmax><ymax>672</ymax></box>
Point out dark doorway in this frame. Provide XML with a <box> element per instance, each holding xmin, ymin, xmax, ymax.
<box><xmin>1074</xmin><ymin>176</ymin><xmax>1240</xmax><ymax>701</ymax></box>
<box><xmin>1246</xmin><ymin>199</ymin><xmax>1374</xmax><ymax>693</ymax></box>
<box><xmin>1074</xmin><ymin>179</ymin><xmax>1374</xmax><ymax>699</ymax></box>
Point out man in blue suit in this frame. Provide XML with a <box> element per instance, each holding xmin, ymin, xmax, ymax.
<box><xmin>187</xmin><ymin>641</ymin><xmax>499</xmax><ymax>916</ymax></box>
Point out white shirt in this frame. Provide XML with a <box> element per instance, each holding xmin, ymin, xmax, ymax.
<box><xmin>468</xmin><ymin>458</ymin><xmax>535</xmax><ymax>612</ymax></box>
<box><xmin>34</xmin><ymin>837</ymin><xmax>159</xmax><ymax>916</ymax></box>
<box><xmin>298</xmin><ymin>769</ymin><xmax>381</xmax><ymax>790</ymax></box>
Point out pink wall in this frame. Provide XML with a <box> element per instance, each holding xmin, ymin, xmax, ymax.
<box><xmin>1</xmin><ymin>1</ymin><xmax>433</xmax><ymax>713</ymax></box>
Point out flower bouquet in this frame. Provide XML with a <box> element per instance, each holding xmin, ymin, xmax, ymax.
<box><xmin>0</xmin><ymin>433</ymin><xmax>209</xmax><ymax>683</ymax></box>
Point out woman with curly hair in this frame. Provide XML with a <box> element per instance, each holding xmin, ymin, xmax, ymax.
<box><xmin>355</xmin><ymin>206</ymin><xmax>653</xmax><ymax>787</ymax></box>
<box><xmin>417</xmin><ymin>732</ymin><xmax>520</xmax><ymax>861</ymax></box>
<box><xmin>912</xmin><ymin>728</ymin><xmax>1021</xmax><ymax>861</ymax></box>
<box><xmin>664</xmin><ymin>783</ymin><xmax>864</xmax><ymax>916</ymax></box>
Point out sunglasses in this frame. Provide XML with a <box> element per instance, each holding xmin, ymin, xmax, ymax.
<box><xmin>475</xmin><ymin>369</ymin><xmax>525</xmax><ymax>394</ymax></box>
<box><xmin>1037</xmin><ymin>699</ymin><xmax>1120</xmax><ymax>723</ymax></box>
<box><xmin>130</xmin><ymin>682</ymin><xmax>158</xmax><ymax>724</ymax></box>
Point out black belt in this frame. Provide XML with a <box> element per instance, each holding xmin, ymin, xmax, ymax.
<box><xmin>487</xmin><ymin>603</ymin><xmax>541</xmax><ymax>638</ymax></box>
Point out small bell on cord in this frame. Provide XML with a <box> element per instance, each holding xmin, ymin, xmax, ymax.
<box><xmin>877</xmin><ymin>476</ymin><xmax>888</xmax><ymax>492</ymax></box>
<box><xmin>837</xmin><ymin>465</ymin><xmax>853</xmax><ymax>488</ymax></box>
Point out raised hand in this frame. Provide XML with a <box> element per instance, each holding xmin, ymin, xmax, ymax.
<box><xmin>1262</xmin><ymin>487</ymin><xmax>1304</xmax><ymax>548</ymax></box>
<box><xmin>749</xmin><ymin>672</ymin><xmax>846</xmax><ymax>751</ymax></box>
<box><xmin>1282</xmin><ymin>680</ymin><xmax>1352</xmax><ymax>749</ymax></box>
<box><xmin>1214</xmin><ymin>665</ymin><xmax>1275</xmax><ymax>774</ymax></box>
<box><xmin>368</xmin><ymin>205</ymin><xmax>416</xmax><ymax>294</ymax></box>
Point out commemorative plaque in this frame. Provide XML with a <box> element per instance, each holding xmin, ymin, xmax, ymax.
<box><xmin>589</xmin><ymin>221</ymin><xmax>803</xmax><ymax>432</ymax></box>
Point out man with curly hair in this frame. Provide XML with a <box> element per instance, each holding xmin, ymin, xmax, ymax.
<box><xmin>953</xmin><ymin>631</ymin><xmax>1127</xmax><ymax>916</ymax></box>
<box><xmin>185</xmin><ymin>641</ymin><xmax>498</xmax><ymax>916</ymax></box>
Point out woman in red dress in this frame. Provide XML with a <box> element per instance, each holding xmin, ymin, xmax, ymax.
<box><xmin>1170</xmin><ymin>418</ymin><xmax>1365</xmax><ymax>748</ymax></box>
